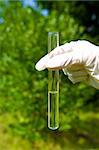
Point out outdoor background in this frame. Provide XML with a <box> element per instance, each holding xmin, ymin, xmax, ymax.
<box><xmin>0</xmin><ymin>0</ymin><xmax>99</xmax><ymax>150</ymax></box>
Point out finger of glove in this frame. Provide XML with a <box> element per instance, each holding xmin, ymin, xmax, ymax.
<box><xmin>63</xmin><ymin>63</ymin><xmax>85</xmax><ymax>75</ymax></box>
<box><xmin>35</xmin><ymin>52</ymin><xmax>72</xmax><ymax>71</ymax></box>
<box><xmin>46</xmin><ymin>51</ymin><xmax>83</xmax><ymax>69</ymax></box>
<box><xmin>67</xmin><ymin>70</ymin><xmax>88</xmax><ymax>83</ymax></box>
<box><xmin>67</xmin><ymin>70</ymin><xmax>88</xmax><ymax>77</ymax></box>
<box><xmin>49</xmin><ymin>40</ymin><xmax>95</xmax><ymax>59</ymax></box>
<box><xmin>86</xmin><ymin>76</ymin><xmax>99</xmax><ymax>89</ymax></box>
<box><xmin>35</xmin><ymin>54</ymin><xmax>49</xmax><ymax>71</ymax></box>
<box><xmin>35</xmin><ymin>42</ymin><xmax>74</xmax><ymax>71</ymax></box>
<box><xmin>35</xmin><ymin>49</ymin><xmax>83</xmax><ymax>71</ymax></box>
<box><xmin>68</xmin><ymin>74</ymin><xmax>88</xmax><ymax>83</ymax></box>
<box><xmin>48</xmin><ymin>43</ymin><xmax>73</xmax><ymax>58</ymax></box>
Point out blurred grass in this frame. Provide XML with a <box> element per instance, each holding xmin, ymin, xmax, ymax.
<box><xmin>0</xmin><ymin>114</ymin><xmax>32</xmax><ymax>150</ymax></box>
<box><xmin>0</xmin><ymin>112</ymin><xmax>99</xmax><ymax>150</ymax></box>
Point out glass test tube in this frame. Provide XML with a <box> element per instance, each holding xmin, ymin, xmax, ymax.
<box><xmin>48</xmin><ymin>32</ymin><xmax>59</xmax><ymax>130</ymax></box>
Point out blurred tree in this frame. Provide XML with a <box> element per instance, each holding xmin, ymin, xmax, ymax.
<box><xmin>37</xmin><ymin>0</ymin><xmax>99</xmax><ymax>41</ymax></box>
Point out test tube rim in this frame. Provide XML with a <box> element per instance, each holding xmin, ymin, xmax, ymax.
<box><xmin>48</xmin><ymin>32</ymin><xmax>59</xmax><ymax>36</ymax></box>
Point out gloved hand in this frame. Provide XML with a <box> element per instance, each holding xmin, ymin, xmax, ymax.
<box><xmin>35</xmin><ymin>40</ymin><xmax>99</xmax><ymax>89</ymax></box>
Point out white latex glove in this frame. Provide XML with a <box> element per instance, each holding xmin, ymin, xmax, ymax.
<box><xmin>35</xmin><ymin>40</ymin><xmax>99</xmax><ymax>89</ymax></box>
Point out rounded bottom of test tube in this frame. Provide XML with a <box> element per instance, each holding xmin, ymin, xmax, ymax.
<box><xmin>48</xmin><ymin>126</ymin><xmax>59</xmax><ymax>131</ymax></box>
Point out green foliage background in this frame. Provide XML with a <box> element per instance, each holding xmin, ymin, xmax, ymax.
<box><xmin>0</xmin><ymin>1</ymin><xmax>99</xmax><ymax>149</ymax></box>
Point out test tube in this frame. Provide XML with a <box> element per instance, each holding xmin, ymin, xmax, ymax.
<box><xmin>48</xmin><ymin>32</ymin><xmax>59</xmax><ymax>130</ymax></box>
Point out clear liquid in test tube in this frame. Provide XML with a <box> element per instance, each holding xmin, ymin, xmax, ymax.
<box><xmin>48</xmin><ymin>32</ymin><xmax>59</xmax><ymax>130</ymax></box>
